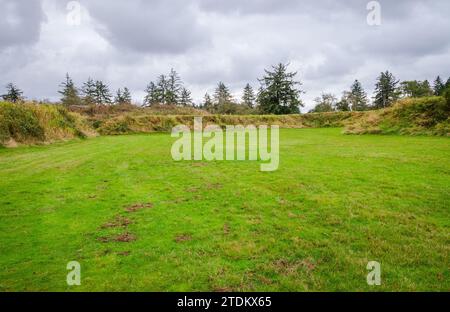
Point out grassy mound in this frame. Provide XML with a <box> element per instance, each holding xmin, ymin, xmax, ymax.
<box><xmin>97</xmin><ymin>111</ymin><xmax>365</xmax><ymax>135</ymax></box>
<box><xmin>344</xmin><ymin>96</ymin><xmax>450</xmax><ymax>136</ymax></box>
<box><xmin>0</xmin><ymin>102</ymin><xmax>95</xmax><ymax>147</ymax></box>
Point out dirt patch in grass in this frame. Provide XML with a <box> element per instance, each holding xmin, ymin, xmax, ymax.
<box><xmin>97</xmin><ymin>232</ymin><xmax>137</xmax><ymax>243</ymax></box>
<box><xmin>114</xmin><ymin>232</ymin><xmax>137</xmax><ymax>242</ymax></box>
<box><xmin>223</xmin><ymin>223</ymin><xmax>230</xmax><ymax>235</ymax></box>
<box><xmin>273</xmin><ymin>258</ymin><xmax>316</xmax><ymax>275</ymax></box>
<box><xmin>124</xmin><ymin>202</ymin><xmax>153</xmax><ymax>212</ymax></box>
<box><xmin>117</xmin><ymin>251</ymin><xmax>131</xmax><ymax>256</ymax></box>
<box><xmin>100</xmin><ymin>215</ymin><xmax>133</xmax><ymax>229</ymax></box>
<box><xmin>175</xmin><ymin>234</ymin><xmax>192</xmax><ymax>243</ymax></box>
<box><xmin>207</xmin><ymin>183</ymin><xmax>222</xmax><ymax>190</ymax></box>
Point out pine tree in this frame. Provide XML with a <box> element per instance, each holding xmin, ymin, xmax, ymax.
<box><xmin>241</xmin><ymin>83</ymin><xmax>255</xmax><ymax>108</ymax></box>
<box><xmin>94</xmin><ymin>80</ymin><xmax>112</xmax><ymax>105</ymax></box>
<box><xmin>166</xmin><ymin>69</ymin><xmax>182</xmax><ymax>105</ymax></box>
<box><xmin>156</xmin><ymin>75</ymin><xmax>168</xmax><ymax>105</ymax></box>
<box><xmin>179</xmin><ymin>88</ymin><xmax>193</xmax><ymax>106</ymax></box>
<box><xmin>144</xmin><ymin>82</ymin><xmax>160</xmax><ymax>107</ymax></box>
<box><xmin>114</xmin><ymin>87</ymin><xmax>132</xmax><ymax>105</ymax></box>
<box><xmin>58</xmin><ymin>73</ymin><xmax>81</xmax><ymax>106</ymax></box>
<box><xmin>433</xmin><ymin>76</ymin><xmax>445</xmax><ymax>96</ymax></box>
<box><xmin>373</xmin><ymin>71</ymin><xmax>400</xmax><ymax>109</ymax></box>
<box><xmin>348</xmin><ymin>80</ymin><xmax>369</xmax><ymax>111</ymax></box>
<box><xmin>257</xmin><ymin>63</ymin><xmax>303</xmax><ymax>114</ymax></box>
<box><xmin>2</xmin><ymin>83</ymin><xmax>24</xmax><ymax>103</ymax></box>
<box><xmin>122</xmin><ymin>87</ymin><xmax>132</xmax><ymax>104</ymax></box>
<box><xmin>81</xmin><ymin>77</ymin><xmax>96</xmax><ymax>105</ymax></box>
<box><xmin>214</xmin><ymin>82</ymin><xmax>233</xmax><ymax>105</ymax></box>
<box><xmin>202</xmin><ymin>93</ymin><xmax>213</xmax><ymax>110</ymax></box>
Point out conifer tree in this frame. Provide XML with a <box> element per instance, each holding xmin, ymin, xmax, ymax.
<box><xmin>179</xmin><ymin>88</ymin><xmax>193</xmax><ymax>106</ymax></box>
<box><xmin>373</xmin><ymin>71</ymin><xmax>400</xmax><ymax>109</ymax></box>
<box><xmin>94</xmin><ymin>80</ymin><xmax>112</xmax><ymax>105</ymax></box>
<box><xmin>58</xmin><ymin>73</ymin><xmax>81</xmax><ymax>106</ymax></box>
<box><xmin>257</xmin><ymin>63</ymin><xmax>303</xmax><ymax>114</ymax></box>
<box><xmin>166</xmin><ymin>69</ymin><xmax>182</xmax><ymax>105</ymax></box>
<box><xmin>203</xmin><ymin>92</ymin><xmax>213</xmax><ymax>110</ymax></box>
<box><xmin>144</xmin><ymin>82</ymin><xmax>160</xmax><ymax>107</ymax></box>
<box><xmin>241</xmin><ymin>83</ymin><xmax>256</xmax><ymax>108</ymax></box>
<box><xmin>81</xmin><ymin>77</ymin><xmax>96</xmax><ymax>105</ymax></box>
<box><xmin>348</xmin><ymin>80</ymin><xmax>369</xmax><ymax>111</ymax></box>
<box><xmin>433</xmin><ymin>76</ymin><xmax>445</xmax><ymax>96</ymax></box>
<box><xmin>214</xmin><ymin>82</ymin><xmax>233</xmax><ymax>105</ymax></box>
<box><xmin>2</xmin><ymin>83</ymin><xmax>24</xmax><ymax>103</ymax></box>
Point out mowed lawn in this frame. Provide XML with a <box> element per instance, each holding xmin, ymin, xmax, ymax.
<box><xmin>0</xmin><ymin>128</ymin><xmax>448</xmax><ymax>291</ymax></box>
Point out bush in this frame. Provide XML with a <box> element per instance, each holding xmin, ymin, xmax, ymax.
<box><xmin>0</xmin><ymin>102</ymin><xmax>93</xmax><ymax>146</ymax></box>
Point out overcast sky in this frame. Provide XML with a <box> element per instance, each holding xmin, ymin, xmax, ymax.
<box><xmin>1</xmin><ymin>0</ymin><xmax>449</xmax><ymax>111</ymax></box>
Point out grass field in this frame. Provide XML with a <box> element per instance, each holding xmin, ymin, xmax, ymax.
<box><xmin>0</xmin><ymin>128</ymin><xmax>448</xmax><ymax>291</ymax></box>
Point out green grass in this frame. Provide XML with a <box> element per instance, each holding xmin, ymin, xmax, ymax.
<box><xmin>0</xmin><ymin>128</ymin><xmax>449</xmax><ymax>291</ymax></box>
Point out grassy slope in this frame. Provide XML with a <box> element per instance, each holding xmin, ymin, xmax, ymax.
<box><xmin>0</xmin><ymin>129</ymin><xmax>448</xmax><ymax>291</ymax></box>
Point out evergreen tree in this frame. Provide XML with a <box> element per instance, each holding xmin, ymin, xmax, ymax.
<box><xmin>433</xmin><ymin>76</ymin><xmax>445</xmax><ymax>96</ymax></box>
<box><xmin>310</xmin><ymin>93</ymin><xmax>337</xmax><ymax>113</ymax></box>
<box><xmin>373</xmin><ymin>71</ymin><xmax>400</xmax><ymax>109</ymax></box>
<box><xmin>81</xmin><ymin>77</ymin><xmax>96</xmax><ymax>105</ymax></box>
<box><xmin>58</xmin><ymin>73</ymin><xmax>81</xmax><ymax>106</ymax></box>
<box><xmin>202</xmin><ymin>92</ymin><xmax>213</xmax><ymax>110</ymax></box>
<box><xmin>156</xmin><ymin>75</ymin><xmax>168</xmax><ymax>105</ymax></box>
<box><xmin>114</xmin><ymin>87</ymin><xmax>132</xmax><ymax>105</ymax></box>
<box><xmin>257</xmin><ymin>63</ymin><xmax>303</xmax><ymax>114</ymax></box>
<box><xmin>445</xmin><ymin>77</ymin><xmax>450</xmax><ymax>90</ymax></box>
<box><xmin>166</xmin><ymin>69</ymin><xmax>182</xmax><ymax>105</ymax></box>
<box><xmin>348</xmin><ymin>80</ymin><xmax>369</xmax><ymax>111</ymax></box>
<box><xmin>2</xmin><ymin>83</ymin><xmax>24</xmax><ymax>103</ymax></box>
<box><xmin>94</xmin><ymin>80</ymin><xmax>112</xmax><ymax>105</ymax></box>
<box><xmin>241</xmin><ymin>83</ymin><xmax>256</xmax><ymax>108</ymax></box>
<box><xmin>214</xmin><ymin>82</ymin><xmax>233</xmax><ymax>105</ymax></box>
<box><xmin>179</xmin><ymin>88</ymin><xmax>193</xmax><ymax>106</ymax></box>
<box><xmin>122</xmin><ymin>87</ymin><xmax>132</xmax><ymax>104</ymax></box>
<box><xmin>144</xmin><ymin>82</ymin><xmax>160</xmax><ymax>107</ymax></box>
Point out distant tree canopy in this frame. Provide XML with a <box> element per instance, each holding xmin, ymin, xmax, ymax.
<box><xmin>401</xmin><ymin>80</ymin><xmax>433</xmax><ymax>98</ymax></box>
<box><xmin>257</xmin><ymin>63</ymin><xmax>303</xmax><ymax>114</ymax></box>
<box><xmin>94</xmin><ymin>80</ymin><xmax>113</xmax><ymax>105</ymax></box>
<box><xmin>433</xmin><ymin>76</ymin><xmax>446</xmax><ymax>96</ymax></box>
<box><xmin>310</xmin><ymin>93</ymin><xmax>337</xmax><ymax>113</ymax></box>
<box><xmin>115</xmin><ymin>87</ymin><xmax>132</xmax><ymax>105</ymax></box>
<box><xmin>179</xmin><ymin>88</ymin><xmax>193</xmax><ymax>106</ymax></box>
<box><xmin>143</xmin><ymin>69</ymin><xmax>192</xmax><ymax>106</ymax></box>
<box><xmin>241</xmin><ymin>83</ymin><xmax>256</xmax><ymax>108</ymax></box>
<box><xmin>214</xmin><ymin>82</ymin><xmax>233</xmax><ymax>106</ymax></box>
<box><xmin>202</xmin><ymin>92</ymin><xmax>213</xmax><ymax>110</ymax></box>
<box><xmin>59</xmin><ymin>73</ymin><xmax>81</xmax><ymax>106</ymax></box>
<box><xmin>373</xmin><ymin>71</ymin><xmax>400</xmax><ymax>109</ymax></box>
<box><xmin>2</xmin><ymin>83</ymin><xmax>24</xmax><ymax>103</ymax></box>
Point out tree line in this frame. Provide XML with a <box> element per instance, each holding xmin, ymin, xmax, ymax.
<box><xmin>310</xmin><ymin>72</ymin><xmax>450</xmax><ymax>113</ymax></box>
<box><xmin>2</xmin><ymin>64</ymin><xmax>450</xmax><ymax>115</ymax></box>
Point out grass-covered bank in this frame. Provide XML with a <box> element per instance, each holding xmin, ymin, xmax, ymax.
<box><xmin>1</xmin><ymin>96</ymin><xmax>448</xmax><ymax>147</ymax></box>
<box><xmin>0</xmin><ymin>102</ymin><xmax>95</xmax><ymax>147</ymax></box>
<box><xmin>0</xmin><ymin>129</ymin><xmax>448</xmax><ymax>291</ymax></box>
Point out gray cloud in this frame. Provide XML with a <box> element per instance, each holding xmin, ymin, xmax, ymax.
<box><xmin>83</xmin><ymin>0</ymin><xmax>208</xmax><ymax>54</ymax></box>
<box><xmin>0</xmin><ymin>0</ymin><xmax>46</xmax><ymax>50</ymax></box>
